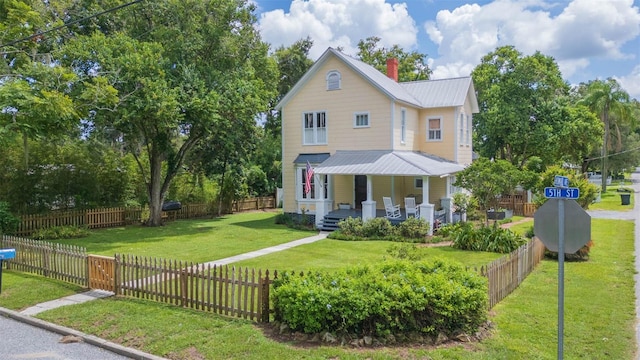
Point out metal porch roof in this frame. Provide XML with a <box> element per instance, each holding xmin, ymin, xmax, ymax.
<box><xmin>314</xmin><ymin>150</ymin><xmax>465</xmax><ymax>176</ymax></box>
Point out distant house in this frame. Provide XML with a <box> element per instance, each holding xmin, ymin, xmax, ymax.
<box><xmin>276</xmin><ymin>48</ymin><xmax>479</xmax><ymax>233</ymax></box>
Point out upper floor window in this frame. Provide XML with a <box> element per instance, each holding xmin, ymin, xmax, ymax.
<box><xmin>401</xmin><ymin>109</ymin><xmax>406</xmax><ymax>143</ymax></box>
<box><xmin>303</xmin><ymin>111</ymin><xmax>327</xmax><ymax>145</ymax></box>
<box><xmin>354</xmin><ymin>112</ymin><xmax>369</xmax><ymax>128</ymax></box>
<box><xmin>427</xmin><ymin>117</ymin><xmax>442</xmax><ymax>141</ymax></box>
<box><xmin>326</xmin><ymin>71</ymin><xmax>341</xmax><ymax>90</ymax></box>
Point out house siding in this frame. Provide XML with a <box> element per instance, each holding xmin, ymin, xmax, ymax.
<box><xmin>281</xmin><ymin>56</ymin><xmax>393</xmax><ymax>212</ymax></box>
<box><xmin>418</xmin><ymin>107</ymin><xmax>457</xmax><ymax>162</ymax></box>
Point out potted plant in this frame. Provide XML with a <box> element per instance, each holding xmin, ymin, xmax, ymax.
<box><xmin>452</xmin><ymin>192</ymin><xmax>470</xmax><ymax>223</ymax></box>
<box><xmin>338</xmin><ymin>203</ymin><xmax>350</xmax><ymax>210</ymax></box>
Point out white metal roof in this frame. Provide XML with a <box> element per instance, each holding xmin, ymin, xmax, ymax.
<box><xmin>314</xmin><ymin>150</ymin><xmax>465</xmax><ymax>176</ymax></box>
<box><xmin>276</xmin><ymin>47</ymin><xmax>479</xmax><ymax>112</ymax></box>
<box><xmin>400</xmin><ymin>77</ymin><xmax>479</xmax><ymax>111</ymax></box>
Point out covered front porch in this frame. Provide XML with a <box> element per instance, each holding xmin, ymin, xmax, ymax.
<box><xmin>305</xmin><ymin>150</ymin><xmax>465</xmax><ymax>235</ymax></box>
<box><xmin>317</xmin><ymin>208</ymin><xmax>447</xmax><ymax>232</ymax></box>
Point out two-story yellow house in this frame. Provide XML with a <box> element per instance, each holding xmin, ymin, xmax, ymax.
<box><xmin>276</xmin><ymin>48</ymin><xmax>479</xmax><ymax>233</ymax></box>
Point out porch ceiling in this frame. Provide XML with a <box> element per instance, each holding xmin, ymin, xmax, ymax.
<box><xmin>314</xmin><ymin>150</ymin><xmax>465</xmax><ymax>176</ymax></box>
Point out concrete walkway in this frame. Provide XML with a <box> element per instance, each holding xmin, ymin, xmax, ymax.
<box><xmin>2</xmin><ymin>230</ymin><xmax>329</xmax><ymax>359</ymax></box>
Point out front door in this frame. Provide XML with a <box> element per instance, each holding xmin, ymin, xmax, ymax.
<box><xmin>354</xmin><ymin>175</ymin><xmax>367</xmax><ymax>209</ymax></box>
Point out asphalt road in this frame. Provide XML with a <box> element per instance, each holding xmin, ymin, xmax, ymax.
<box><xmin>0</xmin><ymin>315</ymin><xmax>131</xmax><ymax>360</ymax></box>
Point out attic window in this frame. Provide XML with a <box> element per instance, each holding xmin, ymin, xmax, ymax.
<box><xmin>326</xmin><ymin>71</ymin><xmax>341</xmax><ymax>90</ymax></box>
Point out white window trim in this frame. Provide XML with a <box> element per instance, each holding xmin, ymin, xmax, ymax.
<box><xmin>401</xmin><ymin>108</ymin><xmax>406</xmax><ymax>144</ymax></box>
<box><xmin>302</xmin><ymin>111</ymin><xmax>328</xmax><ymax>145</ymax></box>
<box><xmin>296</xmin><ymin>166</ymin><xmax>330</xmax><ymax>201</ymax></box>
<box><xmin>326</xmin><ymin>70</ymin><xmax>341</xmax><ymax>91</ymax></box>
<box><xmin>353</xmin><ymin>112</ymin><xmax>370</xmax><ymax>128</ymax></box>
<box><xmin>414</xmin><ymin>177</ymin><xmax>423</xmax><ymax>189</ymax></box>
<box><xmin>427</xmin><ymin>116</ymin><xmax>443</xmax><ymax>142</ymax></box>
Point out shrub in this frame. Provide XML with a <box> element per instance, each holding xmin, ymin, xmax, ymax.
<box><xmin>336</xmin><ymin>217</ymin><xmax>364</xmax><ymax>237</ymax></box>
<box><xmin>272</xmin><ymin>259</ymin><xmax>488</xmax><ymax>337</ymax></box>
<box><xmin>446</xmin><ymin>222</ymin><xmax>526</xmax><ymax>253</ymax></box>
<box><xmin>385</xmin><ymin>243</ymin><xmax>424</xmax><ymax>261</ymax></box>
<box><xmin>396</xmin><ymin>217</ymin><xmax>430</xmax><ymax>240</ymax></box>
<box><xmin>274</xmin><ymin>212</ymin><xmax>315</xmax><ymax>230</ymax></box>
<box><xmin>31</xmin><ymin>226</ymin><xmax>90</xmax><ymax>240</ymax></box>
<box><xmin>361</xmin><ymin>217</ymin><xmax>394</xmax><ymax>238</ymax></box>
<box><xmin>0</xmin><ymin>202</ymin><xmax>19</xmax><ymax>235</ymax></box>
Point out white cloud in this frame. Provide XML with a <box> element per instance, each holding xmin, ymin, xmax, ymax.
<box><xmin>257</xmin><ymin>0</ymin><xmax>418</xmax><ymax>59</ymax></box>
<box><xmin>616</xmin><ymin>65</ymin><xmax>640</xmax><ymax>100</ymax></box>
<box><xmin>424</xmin><ymin>0</ymin><xmax>640</xmax><ymax>80</ymax></box>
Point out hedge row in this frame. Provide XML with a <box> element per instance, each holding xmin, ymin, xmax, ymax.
<box><xmin>272</xmin><ymin>258</ymin><xmax>488</xmax><ymax>337</ymax></box>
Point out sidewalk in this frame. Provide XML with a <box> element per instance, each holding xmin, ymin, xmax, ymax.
<box><xmin>3</xmin><ymin>230</ymin><xmax>329</xmax><ymax>360</ymax></box>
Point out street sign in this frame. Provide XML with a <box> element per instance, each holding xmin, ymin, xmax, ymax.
<box><xmin>534</xmin><ymin>199</ymin><xmax>591</xmax><ymax>254</ymax></box>
<box><xmin>554</xmin><ymin>175</ymin><xmax>569</xmax><ymax>188</ymax></box>
<box><xmin>0</xmin><ymin>249</ymin><xmax>15</xmax><ymax>260</ymax></box>
<box><xmin>544</xmin><ymin>187</ymin><xmax>579</xmax><ymax>199</ymax></box>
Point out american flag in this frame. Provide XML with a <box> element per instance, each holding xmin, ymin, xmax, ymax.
<box><xmin>304</xmin><ymin>161</ymin><xmax>314</xmax><ymax>195</ymax></box>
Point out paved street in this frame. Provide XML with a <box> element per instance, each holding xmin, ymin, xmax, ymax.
<box><xmin>0</xmin><ymin>315</ymin><xmax>131</xmax><ymax>360</ymax></box>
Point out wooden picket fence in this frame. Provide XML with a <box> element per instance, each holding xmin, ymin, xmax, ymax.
<box><xmin>14</xmin><ymin>197</ymin><xmax>276</xmax><ymax>236</ymax></box>
<box><xmin>477</xmin><ymin>237</ymin><xmax>546</xmax><ymax>308</ymax></box>
<box><xmin>1</xmin><ymin>234</ymin><xmax>546</xmax><ymax>322</ymax></box>
<box><xmin>114</xmin><ymin>255</ymin><xmax>270</xmax><ymax>322</ymax></box>
<box><xmin>0</xmin><ymin>235</ymin><xmax>87</xmax><ymax>287</ymax></box>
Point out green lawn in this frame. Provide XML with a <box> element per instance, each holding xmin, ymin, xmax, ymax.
<box><xmin>5</xmin><ymin>215</ymin><xmax>635</xmax><ymax>359</ymax></box>
<box><xmin>231</xmin><ymin>239</ymin><xmax>502</xmax><ymax>271</ymax></box>
<box><xmin>53</xmin><ymin>212</ymin><xmax>316</xmax><ymax>262</ymax></box>
<box><xmin>0</xmin><ymin>272</ymin><xmax>84</xmax><ymax>311</ymax></box>
<box><xmin>589</xmin><ymin>184</ymin><xmax>634</xmax><ymax>211</ymax></box>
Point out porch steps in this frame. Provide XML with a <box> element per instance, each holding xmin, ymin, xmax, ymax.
<box><xmin>319</xmin><ymin>214</ymin><xmax>342</xmax><ymax>231</ymax></box>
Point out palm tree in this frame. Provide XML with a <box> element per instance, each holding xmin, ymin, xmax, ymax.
<box><xmin>579</xmin><ymin>78</ymin><xmax>632</xmax><ymax>192</ymax></box>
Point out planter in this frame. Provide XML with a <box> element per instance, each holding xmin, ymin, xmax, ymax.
<box><xmin>487</xmin><ymin>209</ymin><xmax>513</xmax><ymax>220</ymax></box>
<box><xmin>338</xmin><ymin>203</ymin><xmax>351</xmax><ymax>210</ymax></box>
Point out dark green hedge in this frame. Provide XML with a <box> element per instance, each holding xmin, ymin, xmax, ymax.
<box><xmin>272</xmin><ymin>258</ymin><xmax>488</xmax><ymax>337</ymax></box>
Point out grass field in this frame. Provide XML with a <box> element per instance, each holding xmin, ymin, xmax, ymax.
<box><xmin>589</xmin><ymin>184</ymin><xmax>635</xmax><ymax>211</ymax></box>
<box><xmin>4</xmin><ymin>215</ymin><xmax>628</xmax><ymax>359</ymax></box>
<box><xmin>52</xmin><ymin>211</ymin><xmax>316</xmax><ymax>262</ymax></box>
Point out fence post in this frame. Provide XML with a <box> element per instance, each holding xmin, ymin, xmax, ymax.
<box><xmin>260</xmin><ymin>270</ymin><xmax>270</xmax><ymax>323</ymax></box>
<box><xmin>180</xmin><ymin>269</ymin><xmax>188</xmax><ymax>307</ymax></box>
<box><xmin>114</xmin><ymin>254</ymin><xmax>121</xmax><ymax>296</ymax></box>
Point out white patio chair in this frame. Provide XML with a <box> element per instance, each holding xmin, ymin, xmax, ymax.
<box><xmin>383</xmin><ymin>197</ymin><xmax>401</xmax><ymax>219</ymax></box>
<box><xmin>404</xmin><ymin>197</ymin><xmax>420</xmax><ymax>218</ymax></box>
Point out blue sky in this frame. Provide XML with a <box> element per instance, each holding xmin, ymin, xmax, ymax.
<box><xmin>255</xmin><ymin>0</ymin><xmax>640</xmax><ymax>99</ymax></box>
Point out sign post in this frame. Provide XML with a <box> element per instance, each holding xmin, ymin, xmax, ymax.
<box><xmin>534</xmin><ymin>176</ymin><xmax>590</xmax><ymax>360</ymax></box>
<box><xmin>0</xmin><ymin>248</ymin><xmax>16</xmax><ymax>295</ymax></box>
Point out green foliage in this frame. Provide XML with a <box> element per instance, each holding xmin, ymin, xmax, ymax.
<box><xmin>0</xmin><ymin>202</ymin><xmax>19</xmax><ymax>235</ymax></box>
<box><xmin>533</xmin><ymin>166</ymin><xmax>598</xmax><ymax>209</ymax></box>
<box><xmin>395</xmin><ymin>217</ymin><xmax>430</xmax><ymax>239</ymax></box>
<box><xmin>454</xmin><ymin>158</ymin><xmax>535</xmax><ymax>214</ymax></box>
<box><xmin>274</xmin><ymin>212</ymin><xmax>314</xmax><ymax>230</ymax></box>
<box><xmin>445</xmin><ymin>222</ymin><xmax>526</xmax><ymax>253</ymax></box>
<box><xmin>333</xmin><ymin>217</ymin><xmax>429</xmax><ymax>242</ymax></box>
<box><xmin>452</xmin><ymin>192</ymin><xmax>471</xmax><ymax>214</ymax></box>
<box><xmin>385</xmin><ymin>243</ymin><xmax>424</xmax><ymax>261</ymax></box>
<box><xmin>357</xmin><ymin>36</ymin><xmax>431</xmax><ymax>81</ymax></box>
<box><xmin>31</xmin><ymin>226</ymin><xmax>90</xmax><ymax>240</ymax></box>
<box><xmin>272</xmin><ymin>259</ymin><xmax>488</xmax><ymax>337</ymax></box>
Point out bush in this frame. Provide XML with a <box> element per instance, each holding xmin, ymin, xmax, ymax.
<box><xmin>31</xmin><ymin>226</ymin><xmax>90</xmax><ymax>240</ymax></box>
<box><xmin>274</xmin><ymin>212</ymin><xmax>314</xmax><ymax>230</ymax></box>
<box><xmin>272</xmin><ymin>258</ymin><xmax>488</xmax><ymax>337</ymax></box>
<box><xmin>446</xmin><ymin>222</ymin><xmax>526</xmax><ymax>253</ymax></box>
<box><xmin>0</xmin><ymin>201</ymin><xmax>19</xmax><ymax>235</ymax></box>
<box><xmin>396</xmin><ymin>217</ymin><xmax>430</xmax><ymax>240</ymax></box>
<box><xmin>361</xmin><ymin>217</ymin><xmax>394</xmax><ymax>238</ymax></box>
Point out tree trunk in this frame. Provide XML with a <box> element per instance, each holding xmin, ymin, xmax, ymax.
<box><xmin>601</xmin><ymin>108</ymin><xmax>610</xmax><ymax>193</ymax></box>
<box><xmin>147</xmin><ymin>151</ymin><xmax>165</xmax><ymax>226</ymax></box>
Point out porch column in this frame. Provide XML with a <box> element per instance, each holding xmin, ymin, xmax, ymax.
<box><xmin>362</xmin><ymin>175</ymin><xmax>376</xmax><ymax>221</ymax></box>
<box><xmin>315</xmin><ymin>174</ymin><xmax>326</xmax><ymax>228</ymax></box>
<box><xmin>441</xmin><ymin>176</ymin><xmax>452</xmax><ymax>224</ymax></box>
<box><xmin>418</xmin><ymin>176</ymin><xmax>435</xmax><ymax>235</ymax></box>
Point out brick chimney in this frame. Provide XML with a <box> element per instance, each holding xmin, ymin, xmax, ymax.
<box><xmin>386</xmin><ymin>58</ymin><xmax>398</xmax><ymax>82</ymax></box>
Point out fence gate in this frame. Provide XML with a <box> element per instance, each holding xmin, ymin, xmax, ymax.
<box><xmin>88</xmin><ymin>255</ymin><xmax>115</xmax><ymax>292</ymax></box>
